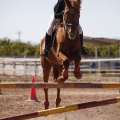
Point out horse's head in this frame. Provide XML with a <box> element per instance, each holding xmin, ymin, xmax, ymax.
<box><xmin>64</xmin><ymin>0</ymin><xmax>81</xmax><ymax>24</ymax></box>
<box><xmin>63</xmin><ymin>0</ymin><xmax>81</xmax><ymax>39</ymax></box>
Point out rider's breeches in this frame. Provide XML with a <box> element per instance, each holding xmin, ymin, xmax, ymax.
<box><xmin>47</xmin><ymin>14</ymin><xmax>83</xmax><ymax>36</ymax></box>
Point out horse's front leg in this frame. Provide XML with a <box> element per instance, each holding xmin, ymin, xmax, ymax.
<box><xmin>57</xmin><ymin>52</ymin><xmax>70</xmax><ymax>83</ymax></box>
<box><xmin>44</xmin><ymin>88</ymin><xmax>49</xmax><ymax>109</ymax></box>
<box><xmin>74</xmin><ymin>53</ymin><xmax>82</xmax><ymax>79</ymax></box>
<box><xmin>41</xmin><ymin>58</ymin><xmax>52</xmax><ymax>109</ymax></box>
<box><xmin>52</xmin><ymin>65</ymin><xmax>61</xmax><ymax>107</ymax></box>
<box><xmin>56</xmin><ymin>88</ymin><xmax>61</xmax><ymax>107</ymax></box>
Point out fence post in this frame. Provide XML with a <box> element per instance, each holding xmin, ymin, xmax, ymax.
<box><xmin>24</xmin><ymin>61</ymin><xmax>27</xmax><ymax>78</ymax></box>
<box><xmin>30</xmin><ymin>61</ymin><xmax>31</xmax><ymax>76</ymax></box>
<box><xmin>95</xmin><ymin>46</ymin><xmax>98</xmax><ymax>59</ymax></box>
<box><xmin>98</xmin><ymin>61</ymin><xmax>101</xmax><ymax>76</ymax></box>
<box><xmin>3</xmin><ymin>62</ymin><xmax>5</xmax><ymax>75</ymax></box>
<box><xmin>13</xmin><ymin>61</ymin><xmax>16</xmax><ymax>76</ymax></box>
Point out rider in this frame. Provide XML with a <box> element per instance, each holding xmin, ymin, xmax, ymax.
<box><xmin>40</xmin><ymin>0</ymin><xmax>88</xmax><ymax>58</ymax></box>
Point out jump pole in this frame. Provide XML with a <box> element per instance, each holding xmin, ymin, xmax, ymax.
<box><xmin>1</xmin><ymin>82</ymin><xmax>120</xmax><ymax>88</ymax></box>
<box><xmin>1</xmin><ymin>96</ymin><xmax>120</xmax><ymax>120</ymax></box>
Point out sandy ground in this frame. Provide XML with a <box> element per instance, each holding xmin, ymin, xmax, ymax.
<box><xmin>0</xmin><ymin>76</ymin><xmax>120</xmax><ymax>120</ymax></box>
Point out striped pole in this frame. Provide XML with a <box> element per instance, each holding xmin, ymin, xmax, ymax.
<box><xmin>1</xmin><ymin>82</ymin><xmax>120</xmax><ymax>88</ymax></box>
<box><xmin>0</xmin><ymin>96</ymin><xmax>120</xmax><ymax>120</ymax></box>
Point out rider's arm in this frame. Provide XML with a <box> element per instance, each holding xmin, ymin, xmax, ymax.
<box><xmin>54</xmin><ymin>0</ymin><xmax>65</xmax><ymax>19</ymax></box>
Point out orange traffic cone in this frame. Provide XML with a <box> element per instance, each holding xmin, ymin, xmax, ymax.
<box><xmin>26</xmin><ymin>76</ymin><xmax>38</xmax><ymax>102</ymax></box>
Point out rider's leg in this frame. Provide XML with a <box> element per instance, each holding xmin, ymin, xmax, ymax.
<box><xmin>40</xmin><ymin>15</ymin><xmax>56</xmax><ymax>58</ymax></box>
<box><xmin>77</xmin><ymin>24</ymin><xmax>89</xmax><ymax>56</ymax></box>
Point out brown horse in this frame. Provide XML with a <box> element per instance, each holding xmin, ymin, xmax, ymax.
<box><xmin>40</xmin><ymin>0</ymin><xmax>82</xmax><ymax>109</ymax></box>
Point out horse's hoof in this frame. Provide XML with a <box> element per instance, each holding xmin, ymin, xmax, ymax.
<box><xmin>44</xmin><ymin>101</ymin><xmax>49</xmax><ymax>109</ymax></box>
<box><xmin>56</xmin><ymin>98</ymin><xmax>61</xmax><ymax>107</ymax></box>
<box><xmin>45</xmin><ymin>106</ymin><xmax>49</xmax><ymax>109</ymax></box>
<box><xmin>74</xmin><ymin>72</ymin><xmax>82</xmax><ymax>79</ymax></box>
<box><xmin>57</xmin><ymin>76</ymin><xmax>66</xmax><ymax>84</ymax></box>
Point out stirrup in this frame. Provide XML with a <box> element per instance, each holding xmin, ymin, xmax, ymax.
<box><xmin>40</xmin><ymin>50</ymin><xmax>49</xmax><ymax>58</ymax></box>
<box><xmin>82</xmin><ymin>46</ymin><xmax>89</xmax><ymax>56</ymax></box>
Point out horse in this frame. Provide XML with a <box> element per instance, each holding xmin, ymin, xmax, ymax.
<box><xmin>40</xmin><ymin>0</ymin><xmax>82</xmax><ymax>109</ymax></box>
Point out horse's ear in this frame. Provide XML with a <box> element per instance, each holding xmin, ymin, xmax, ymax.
<box><xmin>64</xmin><ymin>0</ymin><xmax>71</xmax><ymax>7</ymax></box>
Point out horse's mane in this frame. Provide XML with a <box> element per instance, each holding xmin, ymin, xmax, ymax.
<box><xmin>69</xmin><ymin>0</ymin><xmax>81</xmax><ymax>10</ymax></box>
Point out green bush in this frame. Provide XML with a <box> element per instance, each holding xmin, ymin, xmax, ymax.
<box><xmin>0</xmin><ymin>38</ymin><xmax>119</xmax><ymax>57</ymax></box>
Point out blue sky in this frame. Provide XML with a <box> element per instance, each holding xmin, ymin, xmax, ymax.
<box><xmin>0</xmin><ymin>0</ymin><xmax>120</xmax><ymax>44</ymax></box>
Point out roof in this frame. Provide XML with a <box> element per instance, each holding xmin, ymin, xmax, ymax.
<box><xmin>83</xmin><ymin>37</ymin><xmax>120</xmax><ymax>46</ymax></box>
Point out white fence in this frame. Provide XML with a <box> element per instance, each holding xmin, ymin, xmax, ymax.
<box><xmin>0</xmin><ymin>58</ymin><xmax>120</xmax><ymax>77</ymax></box>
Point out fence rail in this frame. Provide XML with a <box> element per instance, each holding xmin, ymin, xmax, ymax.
<box><xmin>0</xmin><ymin>58</ymin><xmax>120</xmax><ymax>77</ymax></box>
<box><xmin>1</xmin><ymin>82</ymin><xmax>120</xmax><ymax>88</ymax></box>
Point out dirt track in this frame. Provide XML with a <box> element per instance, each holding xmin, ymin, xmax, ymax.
<box><xmin>0</xmin><ymin>76</ymin><xmax>120</xmax><ymax>120</ymax></box>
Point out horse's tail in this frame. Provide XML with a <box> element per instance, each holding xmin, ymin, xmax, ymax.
<box><xmin>40</xmin><ymin>37</ymin><xmax>45</xmax><ymax>54</ymax></box>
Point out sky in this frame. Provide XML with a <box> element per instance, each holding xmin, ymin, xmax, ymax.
<box><xmin>0</xmin><ymin>0</ymin><xmax>120</xmax><ymax>44</ymax></box>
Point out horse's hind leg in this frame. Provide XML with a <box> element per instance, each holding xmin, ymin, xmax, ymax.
<box><xmin>56</xmin><ymin>88</ymin><xmax>61</xmax><ymax>107</ymax></box>
<box><xmin>44</xmin><ymin>88</ymin><xmax>49</xmax><ymax>109</ymax></box>
<box><xmin>41</xmin><ymin>58</ymin><xmax>52</xmax><ymax>109</ymax></box>
<box><xmin>43</xmin><ymin>68</ymin><xmax>51</xmax><ymax>109</ymax></box>
<box><xmin>52</xmin><ymin>65</ymin><xmax>61</xmax><ymax>107</ymax></box>
<box><xmin>74</xmin><ymin>54</ymin><xmax>82</xmax><ymax>79</ymax></box>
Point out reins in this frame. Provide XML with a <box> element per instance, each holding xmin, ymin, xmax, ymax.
<box><xmin>61</xmin><ymin>22</ymin><xmax>78</xmax><ymax>40</ymax></box>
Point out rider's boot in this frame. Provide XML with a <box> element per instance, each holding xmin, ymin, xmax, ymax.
<box><xmin>40</xmin><ymin>33</ymin><xmax>51</xmax><ymax>58</ymax></box>
<box><xmin>80</xmin><ymin>32</ymin><xmax>89</xmax><ymax>56</ymax></box>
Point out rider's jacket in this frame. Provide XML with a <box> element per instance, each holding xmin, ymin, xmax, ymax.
<box><xmin>54</xmin><ymin>0</ymin><xmax>65</xmax><ymax>19</ymax></box>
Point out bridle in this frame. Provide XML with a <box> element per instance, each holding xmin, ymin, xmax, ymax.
<box><xmin>60</xmin><ymin>1</ymin><xmax>80</xmax><ymax>40</ymax></box>
<box><xmin>62</xmin><ymin>6</ymin><xmax>79</xmax><ymax>40</ymax></box>
<box><xmin>62</xmin><ymin>21</ymin><xmax>78</xmax><ymax>40</ymax></box>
